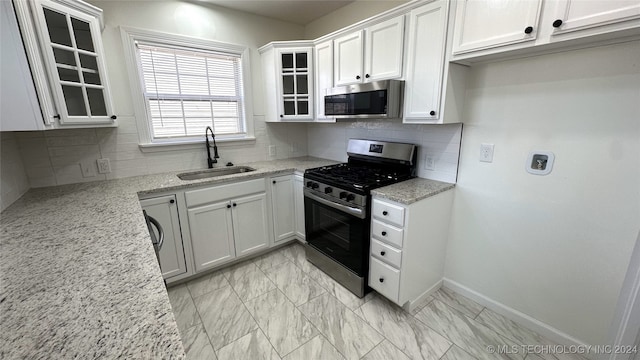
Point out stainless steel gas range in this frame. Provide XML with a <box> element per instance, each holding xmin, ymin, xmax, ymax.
<box><xmin>303</xmin><ymin>139</ymin><xmax>417</xmax><ymax>297</ymax></box>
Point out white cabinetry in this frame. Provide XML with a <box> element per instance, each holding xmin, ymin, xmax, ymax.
<box><xmin>293</xmin><ymin>174</ymin><xmax>306</xmax><ymax>241</ymax></box>
<box><xmin>270</xmin><ymin>175</ymin><xmax>296</xmax><ymax>244</ymax></box>
<box><xmin>140</xmin><ymin>195</ymin><xmax>187</xmax><ymax>281</ymax></box>
<box><xmin>260</xmin><ymin>42</ymin><xmax>314</xmax><ymax>122</ymax></box>
<box><xmin>313</xmin><ymin>40</ymin><xmax>334</xmax><ymax>122</ymax></box>
<box><xmin>550</xmin><ymin>0</ymin><xmax>640</xmax><ymax>36</ymax></box>
<box><xmin>369</xmin><ymin>190</ymin><xmax>454</xmax><ymax>309</ymax></box>
<box><xmin>334</xmin><ymin>16</ymin><xmax>405</xmax><ymax>86</ymax></box>
<box><xmin>403</xmin><ymin>0</ymin><xmax>449</xmax><ymax>123</ymax></box>
<box><xmin>452</xmin><ymin>0</ymin><xmax>542</xmax><ymax>56</ymax></box>
<box><xmin>185</xmin><ymin>179</ymin><xmax>269</xmax><ymax>273</ymax></box>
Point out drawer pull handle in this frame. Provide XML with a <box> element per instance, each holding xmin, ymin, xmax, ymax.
<box><xmin>380</xmin><ymin>251</ymin><xmax>386</xmax><ymax>256</ymax></box>
<box><xmin>381</xmin><ymin>231</ymin><xmax>387</xmax><ymax>236</ymax></box>
<box><xmin>379</xmin><ymin>278</ymin><xmax>384</xmax><ymax>283</ymax></box>
<box><xmin>382</xmin><ymin>211</ymin><xmax>388</xmax><ymax>216</ymax></box>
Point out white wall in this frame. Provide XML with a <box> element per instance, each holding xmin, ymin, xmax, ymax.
<box><xmin>308</xmin><ymin>121</ymin><xmax>462</xmax><ymax>183</ymax></box>
<box><xmin>446</xmin><ymin>41</ymin><xmax>640</xmax><ymax>345</ymax></box>
<box><xmin>304</xmin><ymin>0</ymin><xmax>409</xmax><ymax>39</ymax></box>
<box><xmin>0</xmin><ymin>133</ymin><xmax>30</xmax><ymax>211</ymax></box>
<box><xmin>18</xmin><ymin>0</ymin><xmax>309</xmax><ymax>187</ymax></box>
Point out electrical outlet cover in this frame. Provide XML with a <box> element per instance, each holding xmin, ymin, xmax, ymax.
<box><xmin>480</xmin><ymin>143</ymin><xmax>494</xmax><ymax>163</ymax></box>
<box><xmin>425</xmin><ymin>155</ymin><xmax>435</xmax><ymax>170</ymax></box>
<box><xmin>97</xmin><ymin>158</ymin><xmax>111</xmax><ymax>174</ymax></box>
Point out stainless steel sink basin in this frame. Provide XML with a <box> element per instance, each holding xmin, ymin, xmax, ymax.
<box><xmin>177</xmin><ymin>166</ymin><xmax>256</xmax><ymax>180</ymax></box>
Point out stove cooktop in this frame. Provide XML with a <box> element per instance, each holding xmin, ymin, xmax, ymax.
<box><xmin>304</xmin><ymin>163</ymin><xmax>413</xmax><ymax>192</ymax></box>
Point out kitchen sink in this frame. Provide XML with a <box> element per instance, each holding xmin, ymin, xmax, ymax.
<box><xmin>177</xmin><ymin>166</ymin><xmax>256</xmax><ymax>180</ymax></box>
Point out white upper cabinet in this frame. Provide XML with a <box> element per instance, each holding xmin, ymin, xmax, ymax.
<box><xmin>549</xmin><ymin>0</ymin><xmax>640</xmax><ymax>35</ymax></box>
<box><xmin>452</xmin><ymin>0</ymin><xmax>543</xmax><ymax>56</ymax></box>
<box><xmin>334</xmin><ymin>15</ymin><xmax>405</xmax><ymax>86</ymax></box>
<box><xmin>333</xmin><ymin>31</ymin><xmax>364</xmax><ymax>86</ymax></box>
<box><xmin>313</xmin><ymin>40</ymin><xmax>335</xmax><ymax>121</ymax></box>
<box><xmin>403</xmin><ymin>0</ymin><xmax>448</xmax><ymax>123</ymax></box>
<box><xmin>32</xmin><ymin>0</ymin><xmax>115</xmax><ymax>125</ymax></box>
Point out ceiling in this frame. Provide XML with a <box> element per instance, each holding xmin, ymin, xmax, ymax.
<box><xmin>200</xmin><ymin>0</ymin><xmax>356</xmax><ymax>25</ymax></box>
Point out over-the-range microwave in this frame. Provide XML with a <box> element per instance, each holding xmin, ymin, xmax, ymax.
<box><xmin>324</xmin><ymin>80</ymin><xmax>404</xmax><ymax>119</ymax></box>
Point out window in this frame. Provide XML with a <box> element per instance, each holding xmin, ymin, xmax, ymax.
<box><xmin>121</xmin><ymin>27</ymin><xmax>253</xmax><ymax>148</ymax></box>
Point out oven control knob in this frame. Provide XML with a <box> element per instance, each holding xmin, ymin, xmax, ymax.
<box><xmin>312</xmin><ymin>183</ymin><xmax>320</xmax><ymax>189</ymax></box>
<box><xmin>306</xmin><ymin>181</ymin><xmax>313</xmax><ymax>188</ymax></box>
<box><xmin>339</xmin><ymin>191</ymin><xmax>347</xmax><ymax>199</ymax></box>
<box><xmin>346</xmin><ymin>194</ymin><xmax>355</xmax><ymax>201</ymax></box>
<box><xmin>324</xmin><ymin>187</ymin><xmax>333</xmax><ymax>194</ymax></box>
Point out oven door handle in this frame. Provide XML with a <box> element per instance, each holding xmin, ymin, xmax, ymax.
<box><xmin>305</xmin><ymin>191</ymin><xmax>366</xmax><ymax>219</ymax></box>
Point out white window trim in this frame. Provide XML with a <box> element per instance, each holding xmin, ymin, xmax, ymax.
<box><xmin>119</xmin><ymin>26</ymin><xmax>254</xmax><ymax>149</ymax></box>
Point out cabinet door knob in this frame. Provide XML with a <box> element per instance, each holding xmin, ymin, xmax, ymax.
<box><xmin>280</xmin><ymin>114</ymin><xmax>284</xmax><ymax>118</ymax></box>
<box><xmin>272</xmin><ymin>180</ymin><xmax>276</xmax><ymax>184</ymax></box>
<box><xmin>380</xmin><ymin>251</ymin><xmax>386</xmax><ymax>256</ymax></box>
<box><xmin>429</xmin><ymin>110</ymin><xmax>436</xmax><ymax>116</ymax></box>
<box><xmin>552</xmin><ymin>19</ymin><xmax>563</xmax><ymax>28</ymax></box>
<box><xmin>381</xmin><ymin>231</ymin><xmax>387</xmax><ymax>236</ymax></box>
<box><xmin>524</xmin><ymin>26</ymin><xmax>533</xmax><ymax>34</ymax></box>
<box><xmin>110</xmin><ymin>115</ymin><xmax>117</xmax><ymax>120</ymax></box>
<box><xmin>379</xmin><ymin>278</ymin><xmax>384</xmax><ymax>283</ymax></box>
<box><xmin>226</xmin><ymin>204</ymin><xmax>231</xmax><ymax>209</ymax></box>
<box><xmin>53</xmin><ymin>114</ymin><xmax>61</xmax><ymax>120</ymax></box>
<box><xmin>233</xmin><ymin>203</ymin><xmax>237</xmax><ymax>207</ymax></box>
<box><xmin>382</xmin><ymin>211</ymin><xmax>388</xmax><ymax>216</ymax></box>
<box><xmin>356</xmin><ymin>75</ymin><xmax>361</xmax><ymax>80</ymax></box>
<box><xmin>365</xmin><ymin>74</ymin><xmax>370</xmax><ymax>79</ymax></box>
<box><xmin>169</xmin><ymin>199</ymin><xmax>175</xmax><ymax>204</ymax></box>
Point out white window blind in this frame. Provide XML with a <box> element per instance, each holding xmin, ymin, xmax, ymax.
<box><xmin>136</xmin><ymin>42</ymin><xmax>245</xmax><ymax>140</ymax></box>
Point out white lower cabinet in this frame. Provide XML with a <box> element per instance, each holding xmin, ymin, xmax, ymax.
<box><xmin>293</xmin><ymin>174</ymin><xmax>306</xmax><ymax>240</ymax></box>
<box><xmin>140</xmin><ymin>195</ymin><xmax>187</xmax><ymax>280</ymax></box>
<box><xmin>369</xmin><ymin>189</ymin><xmax>454</xmax><ymax>309</ymax></box>
<box><xmin>270</xmin><ymin>175</ymin><xmax>296</xmax><ymax>243</ymax></box>
<box><xmin>185</xmin><ymin>178</ymin><xmax>269</xmax><ymax>273</ymax></box>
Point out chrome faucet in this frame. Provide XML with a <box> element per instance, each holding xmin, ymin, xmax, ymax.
<box><xmin>205</xmin><ymin>126</ymin><xmax>219</xmax><ymax>168</ymax></box>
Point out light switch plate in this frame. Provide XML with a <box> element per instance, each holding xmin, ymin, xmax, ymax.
<box><xmin>425</xmin><ymin>155</ymin><xmax>435</xmax><ymax>170</ymax></box>
<box><xmin>80</xmin><ymin>161</ymin><xmax>96</xmax><ymax>178</ymax></box>
<box><xmin>480</xmin><ymin>143</ymin><xmax>494</xmax><ymax>163</ymax></box>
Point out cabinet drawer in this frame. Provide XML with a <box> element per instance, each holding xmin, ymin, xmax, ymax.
<box><xmin>371</xmin><ymin>219</ymin><xmax>403</xmax><ymax>248</ymax></box>
<box><xmin>372</xmin><ymin>199</ymin><xmax>405</xmax><ymax>227</ymax></box>
<box><xmin>369</xmin><ymin>257</ymin><xmax>400</xmax><ymax>303</ymax></box>
<box><xmin>185</xmin><ymin>178</ymin><xmax>265</xmax><ymax>208</ymax></box>
<box><xmin>371</xmin><ymin>239</ymin><xmax>402</xmax><ymax>268</ymax></box>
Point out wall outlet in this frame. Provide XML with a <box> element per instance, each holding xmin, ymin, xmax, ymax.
<box><xmin>425</xmin><ymin>155</ymin><xmax>435</xmax><ymax>170</ymax></box>
<box><xmin>268</xmin><ymin>145</ymin><xmax>276</xmax><ymax>157</ymax></box>
<box><xmin>79</xmin><ymin>161</ymin><xmax>97</xmax><ymax>178</ymax></box>
<box><xmin>97</xmin><ymin>158</ymin><xmax>111</xmax><ymax>174</ymax></box>
<box><xmin>480</xmin><ymin>143</ymin><xmax>495</xmax><ymax>163</ymax></box>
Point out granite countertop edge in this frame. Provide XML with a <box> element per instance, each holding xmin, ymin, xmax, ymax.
<box><xmin>371</xmin><ymin>177</ymin><xmax>456</xmax><ymax>205</ymax></box>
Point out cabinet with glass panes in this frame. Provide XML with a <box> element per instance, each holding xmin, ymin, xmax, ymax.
<box><xmin>31</xmin><ymin>0</ymin><xmax>115</xmax><ymax>125</ymax></box>
<box><xmin>276</xmin><ymin>48</ymin><xmax>313</xmax><ymax>120</ymax></box>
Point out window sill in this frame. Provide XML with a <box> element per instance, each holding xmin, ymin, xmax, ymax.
<box><xmin>138</xmin><ymin>136</ymin><xmax>256</xmax><ymax>153</ymax></box>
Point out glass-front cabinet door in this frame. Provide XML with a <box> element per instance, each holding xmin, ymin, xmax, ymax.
<box><xmin>277</xmin><ymin>48</ymin><xmax>313</xmax><ymax>120</ymax></box>
<box><xmin>33</xmin><ymin>0</ymin><xmax>115</xmax><ymax>125</ymax></box>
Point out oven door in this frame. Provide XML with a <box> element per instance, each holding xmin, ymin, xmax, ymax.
<box><xmin>304</xmin><ymin>190</ymin><xmax>369</xmax><ymax>276</ymax></box>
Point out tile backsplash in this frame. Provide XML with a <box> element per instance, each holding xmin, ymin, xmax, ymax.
<box><xmin>15</xmin><ymin>115</ymin><xmax>308</xmax><ymax>187</ymax></box>
<box><xmin>307</xmin><ymin>120</ymin><xmax>462</xmax><ymax>183</ymax></box>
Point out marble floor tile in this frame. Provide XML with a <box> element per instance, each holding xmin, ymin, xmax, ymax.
<box><xmin>432</xmin><ymin>288</ymin><xmax>485</xmax><ymax>318</ymax></box>
<box><xmin>282</xmin><ymin>335</ymin><xmax>345</xmax><ymax>360</ymax></box>
<box><xmin>222</xmin><ymin>259</ymin><xmax>257</xmax><ymax>280</ymax></box>
<box><xmin>244</xmin><ymin>289</ymin><xmax>318</xmax><ymax>357</ymax></box>
<box><xmin>263</xmin><ymin>261</ymin><xmax>326</xmax><ymax>306</ymax></box>
<box><xmin>253</xmin><ymin>250</ymin><xmax>289</xmax><ymax>271</ymax></box>
<box><xmin>186</xmin><ymin>270</ymin><xmax>229</xmax><ymax>298</ymax></box>
<box><xmin>179</xmin><ymin>324</ymin><xmax>217</xmax><ymax>360</ymax></box>
<box><xmin>167</xmin><ymin>284</ymin><xmax>202</xmax><ymax>334</ymax></box>
<box><xmin>415</xmin><ymin>299</ymin><xmax>523</xmax><ymax>360</ymax></box>
<box><xmin>216</xmin><ymin>329</ymin><xmax>281</xmax><ymax>360</ymax></box>
<box><xmin>298</xmin><ymin>293</ymin><xmax>384</xmax><ymax>360</ymax></box>
<box><xmin>410</xmin><ymin>294</ymin><xmax>435</xmax><ymax>316</ymax></box>
<box><xmin>356</xmin><ymin>296</ymin><xmax>451</xmax><ymax>360</ymax></box>
<box><xmin>281</xmin><ymin>243</ymin><xmax>313</xmax><ymax>273</ymax></box>
<box><xmin>441</xmin><ymin>345</ymin><xmax>478</xmax><ymax>360</ymax></box>
<box><xmin>224</xmin><ymin>261</ymin><xmax>276</xmax><ymax>302</ymax></box>
<box><xmin>307</xmin><ymin>266</ymin><xmax>373</xmax><ymax>310</ymax></box>
<box><xmin>475</xmin><ymin>309</ymin><xmax>586</xmax><ymax>360</ymax></box>
<box><xmin>193</xmin><ymin>285</ymin><xmax>258</xmax><ymax>350</ymax></box>
<box><xmin>361</xmin><ymin>340</ymin><xmax>412</xmax><ymax>360</ymax></box>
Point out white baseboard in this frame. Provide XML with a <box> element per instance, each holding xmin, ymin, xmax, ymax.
<box><xmin>404</xmin><ymin>279</ymin><xmax>443</xmax><ymax>313</ymax></box>
<box><xmin>442</xmin><ymin>278</ymin><xmax>594</xmax><ymax>357</ymax></box>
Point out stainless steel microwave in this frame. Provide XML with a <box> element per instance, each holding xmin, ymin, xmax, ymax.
<box><xmin>324</xmin><ymin>80</ymin><xmax>404</xmax><ymax>119</ymax></box>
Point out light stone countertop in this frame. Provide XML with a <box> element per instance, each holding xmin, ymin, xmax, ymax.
<box><xmin>371</xmin><ymin>177</ymin><xmax>455</xmax><ymax>205</ymax></box>
<box><xmin>0</xmin><ymin>156</ymin><xmax>336</xmax><ymax>359</ymax></box>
